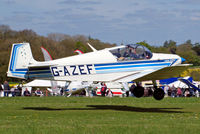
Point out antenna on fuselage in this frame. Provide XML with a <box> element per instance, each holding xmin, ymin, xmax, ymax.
<box><xmin>87</xmin><ymin>43</ymin><xmax>97</xmax><ymax>52</ymax></box>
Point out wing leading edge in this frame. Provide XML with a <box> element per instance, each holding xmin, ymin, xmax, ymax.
<box><xmin>133</xmin><ymin>64</ymin><xmax>191</xmax><ymax>82</ymax></box>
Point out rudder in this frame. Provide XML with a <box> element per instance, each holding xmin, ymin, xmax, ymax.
<box><xmin>7</xmin><ymin>43</ymin><xmax>36</xmax><ymax>79</ymax></box>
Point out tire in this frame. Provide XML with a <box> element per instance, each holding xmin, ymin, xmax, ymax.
<box><xmin>133</xmin><ymin>86</ymin><xmax>144</xmax><ymax>98</ymax></box>
<box><xmin>153</xmin><ymin>88</ymin><xmax>165</xmax><ymax>100</ymax></box>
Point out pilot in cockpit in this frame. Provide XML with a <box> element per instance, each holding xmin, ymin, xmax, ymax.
<box><xmin>123</xmin><ymin>48</ymin><xmax>130</xmax><ymax>58</ymax></box>
<box><xmin>129</xmin><ymin>47</ymin><xmax>138</xmax><ymax>60</ymax></box>
<box><xmin>115</xmin><ymin>44</ymin><xmax>152</xmax><ymax>61</ymax></box>
<box><xmin>118</xmin><ymin>46</ymin><xmax>137</xmax><ymax>60</ymax></box>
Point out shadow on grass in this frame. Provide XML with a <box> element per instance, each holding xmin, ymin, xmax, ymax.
<box><xmin>23</xmin><ymin>105</ymin><xmax>185</xmax><ymax>113</ymax></box>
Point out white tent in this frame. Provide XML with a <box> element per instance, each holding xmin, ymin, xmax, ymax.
<box><xmin>167</xmin><ymin>76</ymin><xmax>199</xmax><ymax>88</ymax></box>
<box><xmin>168</xmin><ymin>80</ymin><xmax>189</xmax><ymax>88</ymax></box>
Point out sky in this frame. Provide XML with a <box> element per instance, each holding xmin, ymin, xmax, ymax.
<box><xmin>0</xmin><ymin>0</ymin><xmax>200</xmax><ymax>46</ymax></box>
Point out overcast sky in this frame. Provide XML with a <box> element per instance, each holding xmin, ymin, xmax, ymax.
<box><xmin>0</xmin><ymin>0</ymin><xmax>200</xmax><ymax>46</ymax></box>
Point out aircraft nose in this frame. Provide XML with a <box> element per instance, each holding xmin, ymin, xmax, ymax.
<box><xmin>181</xmin><ymin>57</ymin><xmax>186</xmax><ymax>63</ymax></box>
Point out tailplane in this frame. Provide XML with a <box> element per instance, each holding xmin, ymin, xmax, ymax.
<box><xmin>7</xmin><ymin>43</ymin><xmax>37</xmax><ymax>79</ymax></box>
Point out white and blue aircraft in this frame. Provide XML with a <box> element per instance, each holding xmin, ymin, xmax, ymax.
<box><xmin>7</xmin><ymin>43</ymin><xmax>189</xmax><ymax>100</ymax></box>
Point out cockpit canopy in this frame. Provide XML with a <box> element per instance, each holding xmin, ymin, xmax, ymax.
<box><xmin>110</xmin><ymin>44</ymin><xmax>152</xmax><ymax>61</ymax></box>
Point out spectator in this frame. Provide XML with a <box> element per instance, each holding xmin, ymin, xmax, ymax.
<box><xmin>3</xmin><ymin>81</ymin><xmax>10</xmax><ymax>97</ymax></box>
<box><xmin>168</xmin><ymin>86</ymin><xmax>172</xmax><ymax>97</ymax></box>
<box><xmin>100</xmin><ymin>82</ymin><xmax>107</xmax><ymax>97</ymax></box>
<box><xmin>35</xmin><ymin>88</ymin><xmax>43</xmax><ymax>97</ymax></box>
<box><xmin>164</xmin><ymin>85</ymin><xmax>169</xmax><ymax>97</ymax></box>
<box><xmin>14</xmin><ymin>88</ymin><xmax>20</xmax><ymax>96</ymax></box>
<box><xmin>10</xmin><ymin>87</ymin><xmax>15</xmax><ymax>97</ymax></box>
<box><xmin>189</xmin><ymin>88</ymin><xmax>195</xmax><ymax>97</ymax></box>
<box><xmin>195</xmin><ymin>90</ymin><xmax>199</xmax><ymax>98</ymax></box>
<box><xmin>23</xmin><ymin>88</ymin><xmax>31</xmax><ymax>96</ymax></box>
<box><xmin>17</xmin><ymin>84</ymin><xmax>22</xmax><ymax>96</ymax></box>
<box><xmin>130</xmin><ymin>83</ymin><xmax>136</xmax><ymax>97</ymax></box>
<box><xmin>171</xmin><ymin>85</ymin><xmax>176</xmax><ymax>97</ymax></box>
<box><xmin>14</xmin><ymin>85</ymin><xmax>21</xmax><ymax>96</ymax></box>
<box><xmin>93</xmin><ymin>89</ymin><xmax>97</xmax><ymax>96</ymax></box>
<box><xmin>184</xmin><ymin>89</ymin><xmax>190</xmax><ymax>97</ymax></box>
<box><xmin>177</xmin><ymin>87</ymin><xmax>182</xmax><ymax>97</ymax></box>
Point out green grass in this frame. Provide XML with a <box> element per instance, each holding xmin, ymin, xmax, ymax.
<box><xmin>0</xmin><ymin>97</ymin><xmax>200</xmax><ymax>134</ymax></box>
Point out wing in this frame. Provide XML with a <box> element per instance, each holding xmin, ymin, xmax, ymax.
<box><xmin>133</xmin><ymin>64</ymin><xmax>191</xmax><ymax>82</ymax></box>
<box><xmin>111</xmin><ymin>64</ymin><xmax>191</xmax><ymax>82</ymax></box>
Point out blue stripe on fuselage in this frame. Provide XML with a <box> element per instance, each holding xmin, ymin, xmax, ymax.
<box><xmin>95</xmin><ymin>63</ymin><xmax>171</xmax><ymax>70</ymax></box>
<box><xmin>11</xmin><ymin>70</ymin><xmax>51</xmax><ymax>74</ymax></box>
<box><xmin>94</xmin><ymin>59</ymin><xmax>175</xmax><ymax>74</ymax></box>
<box><xmin>28</xmin><ymin>74</ymin><xmax>53</xmax><ymax>78</ymax></box>
<box><xmin>94</xmin><ymin>60</ymin><xmax>167</xmax><ymax>67</ymax></box>
<box><xmin>15</xmin><ymin>69</ymin><xmax>28</xmax><ymax>71</ymax></box>
<box><xmin>96</xmin><ymin>66</ymin><xmax>164</xmax><ymax>74</ymax></box>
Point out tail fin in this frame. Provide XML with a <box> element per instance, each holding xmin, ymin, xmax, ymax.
<box><xmin>7</xmin><ymin>43</ymin><xmax>36</xmax><ymax>79</ymax></box>
<box><xmin>41</xmin><ymin>46</ymin><xmax>53</xmax><ymax>61</ymax></box>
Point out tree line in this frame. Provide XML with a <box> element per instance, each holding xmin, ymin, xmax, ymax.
<box><xmin>0</xmin><ymin>25</ymin><xmax>200</xmax><ymax>81</ymax></box>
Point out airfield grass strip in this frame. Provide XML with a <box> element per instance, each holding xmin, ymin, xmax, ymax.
<box><xmin>0</xmin><ymin>97</ymin><xmax>200</xmax><ymax>134</ymax></box>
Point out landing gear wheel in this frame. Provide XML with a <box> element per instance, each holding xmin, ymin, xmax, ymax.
<box><xmin>153</xmin><ymin>88</ymin><xmax>165</xmax><ymax>100</ymax></box>
<box><xmin>133</xmin><ymin>86</ymin><xmax>144</xmax><ymax>98</ymax></box>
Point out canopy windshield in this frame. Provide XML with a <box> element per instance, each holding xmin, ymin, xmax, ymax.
<box><xmin>110</xmin><ymin>44</ymin><xmax>152</xmax><ymax>61</ymax></box>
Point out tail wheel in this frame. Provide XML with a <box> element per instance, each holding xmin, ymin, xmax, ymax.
<box><xmin>133</xmin><ymin>86</ymin><xmax>144</xmax><ymax>98</ymax></box>
<box><xmin>153</xmin><ymin>88</ymin><xmax>165</xmax><ymax>100</ymax></box>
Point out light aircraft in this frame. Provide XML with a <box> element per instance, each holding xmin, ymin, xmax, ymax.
<box><xmin>7</xmin><ymin>42</ymin><xmax>190</xmax><ymax>100</ymax></box>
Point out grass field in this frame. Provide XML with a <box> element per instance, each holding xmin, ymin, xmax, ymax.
<box><xmin>0</xmin><ymin>97</ymin><xmax>200</xmax><ymax>134</ymax></box>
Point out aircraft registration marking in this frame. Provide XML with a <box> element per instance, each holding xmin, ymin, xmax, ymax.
<box><xmin>50</xmin><ymin>64</ymin><xmax>95</xmax><ymax>77</ymax></box>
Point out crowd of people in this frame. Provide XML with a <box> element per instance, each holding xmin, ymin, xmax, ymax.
<box><xmin>162</xmin><ymin>85</ymin><xmax>199</xmax><ymax>98</ymax></box>
<box><xmin>0</xmin><ymin>81</ymin><xmax>44</xmax><ymax>97</ymax></box>
<box><xmin>137</xmin><ymin>85</ymin><xmax>200</xmax><ymax>98</ymax></box>
<box><xmin>0</xmin><ymin>80</ymin><xmax>200</xmax><ymax>98</ymax></box>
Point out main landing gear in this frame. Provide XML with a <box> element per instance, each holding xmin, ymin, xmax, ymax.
<box><xmin>131</xmin><ymin>84</ymin><xmax>165</xmax><ymax>100</ymax></box>
<box><xmin>153</xmin><ymin>87</ymin><xmax>165</xmax><ymax>100</ymax></box>
<box><xmin>132</xmin><ymin>86</ymin><xmax>144</xmax><ymax>98</ymax></box>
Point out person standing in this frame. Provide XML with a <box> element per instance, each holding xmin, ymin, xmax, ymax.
<box><xmin>3</xmin><ymin>81</ymin><xmax>10</xmax><ymax>97</ymax></box>
<box><xmin>171</xmin><ymin>85</ymin><xmax>176</xmax><ymax>97</ymax></box>
<box><xmin>164</xmin><ymin>85</ymin><xmax>169</xmax><ymax>97</ymax></box>
<box><xmin>23</xmin><ymin>88</ymin><xmax>31</xmax><ymax>96</ymax></box>
<box><xmin>130</xmin><ymin>83</ymin><xmax>136</xmax><ymax>97</ymax></box>
<box><xmin>100</xmin><ymin>82</ymin><xmax>107</xmax><ymax>97</ymax></box>
<box><xmin>195</xmin><ymin>90</ymin><xmax>199</xmax><ymax>98</ymax></box>
<box><xmin>177</xmin><ymin>87</ymin><xmax>182</xmax><ymax>97</ymax></box>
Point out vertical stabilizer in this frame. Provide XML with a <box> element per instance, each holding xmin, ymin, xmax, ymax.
<box><xmin>7</xmin><ymin>43</ymin><xmax>36</xmax><ymax>79</ymax></box>
<box><xmin>41</xmin><ymin>46</ymin><xmax>53</xmax><ymax>61</ymax></box>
